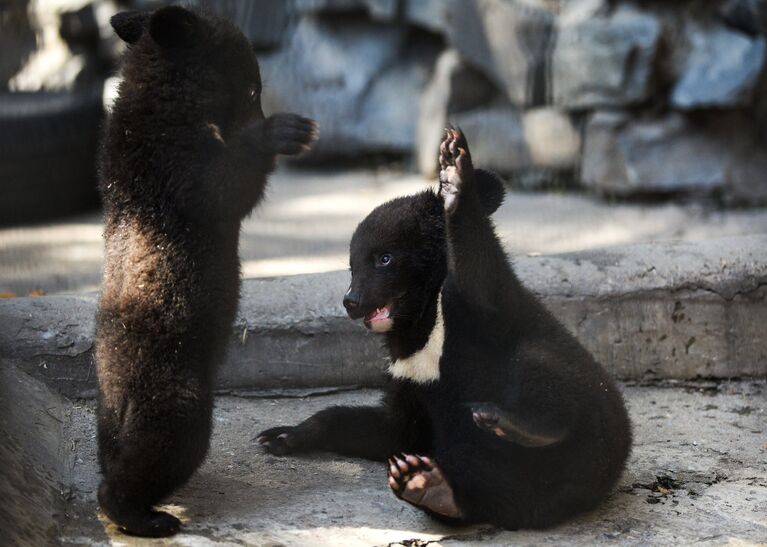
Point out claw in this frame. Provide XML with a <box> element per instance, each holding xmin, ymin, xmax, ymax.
<box><xmin>394</xmin><ymin>456</ymin><xmax>408</xmax><ymax>473</ymax></box>
<box><xmin>405</xmin><ymin>454</ymin><xmax>421</xmax><ymax>467</ymax></box>
<box><xmin>389</xmin><ymin>459</ymin><xmax>401</xmax><ymax>479</ymax></box>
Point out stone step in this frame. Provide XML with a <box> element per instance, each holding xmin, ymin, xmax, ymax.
<box><xmin>1</xmin><ymin>235</ymin><xmax>765</xmax><ymax>398</ymax></box>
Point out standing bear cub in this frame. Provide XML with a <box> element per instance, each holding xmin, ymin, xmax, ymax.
<box><xmin>96</xmin><ymin>6</ymin><xmax>317</xmax><ymax>537</ymax></box>
<box><xmin>259</xmin><ymin>129</ymin><xmax>631</xmax><ymax>529</ymax></box>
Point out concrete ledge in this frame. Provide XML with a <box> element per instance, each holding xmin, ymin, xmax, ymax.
<box><xmin>0</xmin><ymin>362</ymin><xmax>71</xmax><ymax>545</ymax></box>
<box><xmin>1</xmin><ymin>235</ymin><xmax>765</xmax><ymax>398</ymax></box>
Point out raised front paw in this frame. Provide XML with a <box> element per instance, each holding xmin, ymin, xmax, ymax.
<box><xmin>439</xmin><ymin>128</ymin><xmax>474</xmax><ymax>214</ymax></box>
<box><xmin>256</xmin><ymin>425</ymin><xmax>303</xmax><ymax>455</ymax></box>
<box><xmin>259</xmin><ymin>113</ymin><xmax>319</xmax><ymax>156</ymax></box>
<box><xmin>388</xmin><ymin>453</ymin><xmax>463</xmax><ymax>519</ymax></box>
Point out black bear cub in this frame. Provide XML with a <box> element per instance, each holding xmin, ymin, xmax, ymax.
<box><xmin>259</xmin><ymin>129</ymin><xmax>631</xmax><ymax>529</ymax></box>
<box><xmin>96</xmin><ymin>6</ymin><xmax>317</xmax><ymax>537</ymax></box>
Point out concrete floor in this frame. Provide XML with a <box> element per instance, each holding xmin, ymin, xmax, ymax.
<box><xmin>56</xmin><ymin>381</ymin><xmax>767</xmax><ymax>546</ymax></box>
<box><xmin>3</xmin><ymin>168</ymin><xmax>767</xmax><ymax>295</ymax></box>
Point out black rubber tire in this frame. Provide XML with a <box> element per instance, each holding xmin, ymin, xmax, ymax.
<box><xmin>0</xmin><ymin>87</ymin><xmax>104</xmax><ymax>226</ymax></box>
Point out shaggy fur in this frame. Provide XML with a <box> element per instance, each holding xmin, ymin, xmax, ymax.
<box><xmin>258</xmin><ymin>130</ymin><xmax>631</xmax><ymax>530</ymax></box>
<box><xmin>95</xmin><ymin>6</ymin><xmax>316</xmax><ymax>537</ymax></box>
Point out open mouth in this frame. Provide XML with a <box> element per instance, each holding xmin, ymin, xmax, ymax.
<box><xmin>363</xmin><ymin>304</ymin><xmax>394</xmax><ymax>333</ymax></box>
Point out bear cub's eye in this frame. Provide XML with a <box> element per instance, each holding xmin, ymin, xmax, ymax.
<box><xmin>377</xmin><ymin>253</ymin><xmax>393</xmax><ymax>267</ymax></box>
<box><xmin>249</xmin><ymin>87</ymin><xmax>259</xmax><ymax>103</ymax></box>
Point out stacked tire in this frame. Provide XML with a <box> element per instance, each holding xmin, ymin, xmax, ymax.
<box><xmin>0</xmin><ymin>87</ymin><xmax>103</xmax><ymax>226</ymax></box>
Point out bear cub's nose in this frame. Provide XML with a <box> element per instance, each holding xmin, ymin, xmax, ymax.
<box><xmin>343</xmin><ymin>291</ymin><xmax>360</xmax><ymax>312</ymax></box>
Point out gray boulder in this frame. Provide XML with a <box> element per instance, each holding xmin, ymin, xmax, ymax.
<box><xmin>551</xmin><ymin>5</ymin><xmax>661</xmax><ymax>109</ymax></box>
<box><xmin>719</xmin><ymin>0</ymin><xmax>767</xmax><ymax>35</ymax></box>
<box><xmin>416</xmin><ymin>49</ymin><xmax>499</xmax><ymax>176</ymax></box>
<box><xmin>404</xmin><ymin>0</ymin><xmax>452</xmax><ymax>33</ymax></box>
<box><xmin>671</xmin><ymin>24</ymin><xmax>766</xmax><ymax>109</ymax></box>
<box><xmin>450</xmin><ymin>105</ymin><xmax>581</xmax><ymax>178</ymax></box>
<box><xmin>293</xmin><ymin>0</ymin><xmax>398</xmax><ymax>20</ymax></box>
<box><xmin>522</xmin><ymin>107</ymin><xmax>582</xmax><ymax>170</ymax></box>
<box><xmin>260</xmin><ymin>17</ymin><xmax>437</xmax><ymax>157</ymax></box>
<box><xmin>197</xmin><ymin>0</ymin><xmax>291</xmax><ymax>49</ymax></box>
<box><xmin>443</xmin><ymin>0</ymin><xmax>557</xmax><ymax>107</ymax></box>
<box><xmin>407</xmin><ymin>0</ymin><xmax>612</xmax><ymax>107</ymax></box>
<box><xmin>581</xmin><ymin>112</ymin><xmax>726</xmax><ymax>195</ymax></box>
<box><xmin>581</xmin><ymin>111</ymin><xmax>767</xmax><ymax>202</ymax></box>
<box><xmin>727</xmin><ymin>140</ymin><xmax>767</xmax><ymax>206</ymax></box>
<box><xmin>358</xmin><ymin>58</ymin><xmax>434</xmax><ymax>153</ymax></box>
<box><xmin>451</xmin><ymin>106</ymin><xmax>529</xmax><ymax>175</ymax></box>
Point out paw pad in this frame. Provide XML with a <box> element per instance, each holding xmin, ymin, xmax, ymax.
<box><xmin>387</xmin><ymin>453</ymin><xmax>463</xmax><ymax>519</ymax></box>
<box><xmin>438</xmin><ymin>128</ymin><xmax>473</xmax><ymax>213</ymax></box>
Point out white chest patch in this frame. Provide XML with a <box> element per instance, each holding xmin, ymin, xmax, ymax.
<box><xmin>388</xmin><ymin>294</ymin><xmax>444</xmax><ymax>384</ymax></box>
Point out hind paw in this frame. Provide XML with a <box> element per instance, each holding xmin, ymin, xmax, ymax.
<box><xmin>471</xmin><ymin>404</ymin><xmax>510</xmax><ymax>439</ymax></box>
<box><xmin>388</xmin><ymin>453</ymin><xmax>463</xmax><ymax>519</ymax></box>
<box><xmin>439</xmin><ymin>128</ymin><xmax>474</xmax><ymax>214</ymax></box>
<box><xmin>124</xmin><ymin>511</ymin><xmax>181</xmax><ymax>538</ymax></box>
<box><xmin>471</xmin><ymin>403</ymin><xmax>567</xmax><ymax>448</ymax></box>
<box><xmin>98</xmin><ymin>482</ymin><xmax>181</xmax><ymax>537</ymax></box>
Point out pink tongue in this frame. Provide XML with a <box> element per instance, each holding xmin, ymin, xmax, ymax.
<box><xmin>366</xmin><ymin>306</ymin><xmax>390</xmax><ymax>322</ymax></box>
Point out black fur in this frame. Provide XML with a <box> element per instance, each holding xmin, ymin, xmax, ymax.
<box><xmin>95</xmin><ymin>6</ymin><xmax>316</xmax><ymax>537</ymax></box>
<box><xmin>259</xmin><ymin>130</ymin><xmax>631</xmax><ymax>529</ymax></box>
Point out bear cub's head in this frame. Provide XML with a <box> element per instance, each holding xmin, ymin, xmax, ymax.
<box><xmin>110</xmin><ymin>6</ymin><xmax>264</xmax><ymax>135</ymax></box>
<box><xmin>344</xmin><ymin>172</ymin><xmax>504</xmax><ymax>335</ymax></box>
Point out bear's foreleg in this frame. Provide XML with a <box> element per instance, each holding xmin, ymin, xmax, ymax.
<box><xmin>438</xmin><ymin>129</ymin><xmax>517</xmax><ymax>315</ymax></box>
<box><xmin>258</xmin><ymin>404</ymin><xmax>417</xmax><ymax>461</ymax></box>
<box><xmin>96</xmin><ymin>384</ymin><xmax>212</xmax><ymax>537</ymax></box>
<box><xmin>185</xmin><ymin>113</ymin><xmax>318</xmax><ymax>221</ymax></box>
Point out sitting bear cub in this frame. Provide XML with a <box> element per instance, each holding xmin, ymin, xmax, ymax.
<box><xmin>96</xmin><ymin>6</ymin><xmax>317</xmax><ymax>537</ymax></box>
<box><xmin>259</xmin><ymin>129</ymin><xmax>631</xmax><ymax>529</ymax></box>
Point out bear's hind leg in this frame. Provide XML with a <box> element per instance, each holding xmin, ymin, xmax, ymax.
<box><xmin>97</xmin><ymin>397</ymin><xmax>211</xmax><ymax>537</ymax></box>
<box><xmin>98</xmin><ymin>481</ymin><xmax>180</xmax><ymax>538</ymax></box>
<box><xmin>433</xmin><ymin>443</ymin><xmax>531</xmax><ymax>530</ymax></box>
<box><xmin>388</xmin><ymin>454</ymin><xmax>464</xmax><ymax>521</ymax></box>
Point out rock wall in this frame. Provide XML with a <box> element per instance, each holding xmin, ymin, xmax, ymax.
<box><xmin>196</xmin><ymin>1</ymin><xmax>767</xmax><ymax>203</ymax></box>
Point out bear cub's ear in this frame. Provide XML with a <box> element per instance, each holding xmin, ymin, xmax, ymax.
<box><xmin>111</xmin><ymin>11</ymin><xmax>150</xmax><ymax>45</ymax></box>
<box><xmin>475</xmin><ymin>169</ymin><xmax>506</xmax><ymax>216</ymax></box>
<box><xmin>149</xmin><ymin>5</ymin><xmax>201</xmax><ymax>49</ymax></box>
